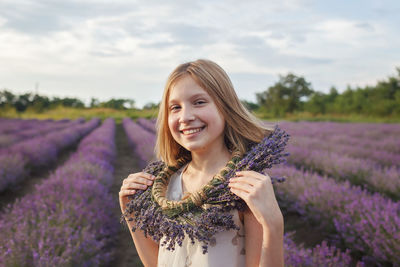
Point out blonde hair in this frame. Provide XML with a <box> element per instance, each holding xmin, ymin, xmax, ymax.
<box><xmin>155</xmin><ymin>59</ymin><xmax>272</xmax><ymax>166</ymax></box>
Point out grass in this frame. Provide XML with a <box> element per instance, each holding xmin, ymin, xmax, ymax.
<box><xmin>0</xmin><ymin>106</ymin><xmax>158</xmax><ymax>123</ymax></box>
<box><xmin>254</xmin><ymin>111</ymin><xmax>400</xmax><ymax>123</ymax></box>
<box><xmin>1</xmin><ymin>106</ymin><xmax>399</xmax><ymax>123</ymax></box>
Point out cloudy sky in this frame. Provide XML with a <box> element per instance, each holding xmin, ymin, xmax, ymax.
<box><xmin>0</xmin><ymin>0</ymin><xmax>399</xmax><ymax>108</ymax></box>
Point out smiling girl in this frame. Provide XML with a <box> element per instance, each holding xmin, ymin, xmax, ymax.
<box><xmin>119</xmin><ymin>59</ymin><xmax>285</xmax><ymax>267</ymax></box>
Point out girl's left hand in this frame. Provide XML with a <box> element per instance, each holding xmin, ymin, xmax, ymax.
<box><xmin>228</xmin><ymin>171</ymin><xmax>283</xmax><ymax>228</ymax></box>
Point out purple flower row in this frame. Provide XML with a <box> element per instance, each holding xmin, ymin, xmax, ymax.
<box><xmin>283</xmin><ymin>232</ymin><xmax>359</xmax><ymax>267</ymax></box>
<box><xmin>269</xmin><ymin>164</ymin><xmax>400</xmax><ymax>265</ymax></box>
<box><xmin>122</xmin><ymin>117</ymin><xmax>156</xmax><ymax>169</ymax></box>
<box><xmin>290</xmin><ymin>135</ymin><xmax>400</xmax><ymax>168</ymax></box>
<box><xmin>0</xmin><ymin>118</ymin><xmax>100</xmax><ymax>192</ymax></box>
<box><xmin>279</xmin><ymin>121</ymin><xmax>400</xmax><ymax>154</ymax></box>
<box><xmin>0</xmin><ymin>118</ymin><xmax>85</xmax><ymax>148</ymax></box>
<box><xmin>136</xmin><ymin>117</ymin><xmax>156</xmax><ymax>134</ymax></box>
<box><xmin>0</xmin><ymin>118</ymin><xmax>63</xmax><ymax>135</ymax></box>
<box><xmin>279</xmin><ymin>121</ymin><xmax>400</xmax><ymax>140</ymax></box>
<box><xmin>0</xmin><ymin>118</ymin><xmax>118</xmax><ymax>266</ymax></box>
<box><xmin>286</xmin><ymin>144</ymin><xmax>400</xmax><ymax>200</ymax></box>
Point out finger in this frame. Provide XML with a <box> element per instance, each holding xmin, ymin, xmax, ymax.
<box><xmin>141</xmin><ymin>172</ymin><xmax>156</xmax><ymax>180</ymax></box>
<box><xmin>229</xmin><ymin>176</ymin><xmax>261</xmax><ymax>186</ymax></box>
<box><xmin>236</xmin><ymin>172</ymin><xmax>272</xmax><ymax>184</ymax></box>
<box><xmin>121</xmin><ymin>183</ymin><xmax>148</xmax><ymax>190</ymax></box>
<box><xmin>124</xmin><ymin>176</ymin><xmax>154</xmax><ymax>185</ymax></box>
<box><xmin>119</xmin><ymin>189</ymin><xmax>136</xmax><ymax>197</ymax></box>
<box><xmin>235</xmin><ymin>171</ymin><xmax>268</xmax><ymax>180</ymax></box>
<box><xmin>228</xmin><ymin>181</ymin><xmax>254</xmax><ymax>193</ymax></box>
<box><xmin>125</xmin><ymin>172</ymin><xmax>155</xmax><ymax>183</ymax></box>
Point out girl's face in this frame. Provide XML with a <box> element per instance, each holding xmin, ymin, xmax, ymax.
<box><xmin>168</xmin><ymin>75</ymin><xmax>226</xmax><ymax>154</ymax></box>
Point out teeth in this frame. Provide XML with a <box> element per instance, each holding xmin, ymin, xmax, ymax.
<box><xmin>182</xmin><ymin>127</ymin><xmax>203</xmax><ymax>135</ymax></box>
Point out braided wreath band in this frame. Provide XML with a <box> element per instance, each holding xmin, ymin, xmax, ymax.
<box><xmin>152</xmin><ymin>149</ymin><xmax>243</xmax><ymax>215</ymax></box>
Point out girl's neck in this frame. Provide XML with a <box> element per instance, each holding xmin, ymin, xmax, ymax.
<box><xmin>187</xmin><ymin>144</ymin><xmax>232</xmax><ymax>176</ymax></box>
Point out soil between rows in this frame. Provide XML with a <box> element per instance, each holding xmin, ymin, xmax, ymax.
<box><xmin>108</xmin><ymin>123</ymin><xmax>143</xmax><ymax>267</ymax></box>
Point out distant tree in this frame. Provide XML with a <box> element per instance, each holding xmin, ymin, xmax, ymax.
<box><xmin>143</xmin><ymin>102</ymin><xmax>159</xmax><ymax>110</ymax></box>
<box><xmin>52</xmin><ymin>97</ymin><xmax>84</xmax><ymax>108</ymax></box>
<box><xmin>256</xmin><ymin>73</ymin><xmax>314</xmax><ymax>116</ymax></box>
<box><xmin>99</xmin><ymin>98</ymin><xmax>135</xmax><ymax>110</ymax></box>
<box><xmin>0</xmin><ymin>90</ymin><xmax>15</xmax><ymax>106</ymax></box>
<box><xmin>125</xmin><ymin>99</ymin><xmax>136</xmax><ymax>109</ymax></box>
<box><xmin>14</xmin><ymin>93</ymin><xmax>34</xmax><ymax>112</ymax></box>
<box><xmin>90</xmin><ymin>98</ymin><xmax>100</xmax><ymax>108</ymax></box>
<box><xmin>31</xmin><ymin>94</ymin><xmax>50</xmax><ymax>112</ymax></box>
<box><xmin>304</xmin><ymin>92</ymin><xmax>327</xmax><ymax>114</ymax></box>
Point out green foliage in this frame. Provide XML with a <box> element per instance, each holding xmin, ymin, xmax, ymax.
<box><xmin>256</xmin><ymin>73</ymin><xmax>314</xmax><ymax>116</ymax></box>
<box><xmin>0</xmin><ymin>90</ymin><xmax>134</xmax><ymax>112</ymax></box>
<box><xmin>256</xmin><ymin>67</ymin><xmax>400</xmax><ymax>119</ymax></box>
<box><xmin>143</xmin><ymin>102</ymin><xmax>160</xmax><ymax>110</ymax></box>
<box><xmin>99</xmin><ymin>98</ymin><xmax>135</xmax><ymax>109</ymax></box>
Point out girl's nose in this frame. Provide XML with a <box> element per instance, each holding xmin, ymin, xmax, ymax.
<box><xmin>178</xmin><ymin>106</ymin><xmax>195</xmax><ymax>123</ymax></box>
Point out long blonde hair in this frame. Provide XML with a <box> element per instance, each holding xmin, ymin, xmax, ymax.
<box><xmin>156</xmin><ymin>59</ymin><xmax>272</xmax><ymax>166</ymax></box>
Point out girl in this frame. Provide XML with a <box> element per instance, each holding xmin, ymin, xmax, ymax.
<box><xmin>119</xmin><ymin>59</ymin><xmax>284</xmax><ymax>267</ymax></box>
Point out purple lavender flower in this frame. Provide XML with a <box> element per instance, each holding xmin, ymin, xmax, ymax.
<box><xmin>0</xmin><ymin>118</ymin><xmax>99</xmax><ymax>192</ymax></box>
<box><xmin>0</xmin><ymin>118</ymin><xmax>118</xmax><ymax>266</ymax></box>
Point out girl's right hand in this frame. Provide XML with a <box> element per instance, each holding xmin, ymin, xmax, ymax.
<box><xmin>119</xmin><ymin>172</ymin><xmax>155</xmax><ymax>214</ymax></box>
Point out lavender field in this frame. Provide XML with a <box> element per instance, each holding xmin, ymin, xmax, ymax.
<box><xmin>0</xmin><ymin>118</ymin><xmax>399</xmax><ymax>267</ymax></box>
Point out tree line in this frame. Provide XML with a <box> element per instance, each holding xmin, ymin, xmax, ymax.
<box><xmin>0</xmin><ymin>91</ymin><xmax>136</xmax><ymax>112</ymax></box>
<box><xmin>1</xmin><ymin>67</ymin><xmax>399</xmax><ymax>117</ymax></box>
<box><xmin>254</xmin><ymin>67</ymin><xmax>400</xmax><ymax>117</ymax></box>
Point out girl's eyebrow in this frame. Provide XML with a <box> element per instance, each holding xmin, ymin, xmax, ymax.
<box><xmin>168</xmin><ymin>93</ymin><xmax>209</xmax><ymax>104</ymax></box>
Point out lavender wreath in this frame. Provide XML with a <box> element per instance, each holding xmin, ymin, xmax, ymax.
<box><xmin>121</xmin><ymin>125</ymin><xmax>290</xmax><ymax>254</ymax></box>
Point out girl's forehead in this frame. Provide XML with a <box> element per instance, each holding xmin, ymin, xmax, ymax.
<box><xmin>168</xmin><ymin>77</ymin><xmax>210</xmax><ymax>102</ymax></box>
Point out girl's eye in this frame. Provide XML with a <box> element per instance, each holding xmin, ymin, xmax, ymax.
<box><xmin>195</xmin><ymin>100</ymin><xmax>206</xmax><ymax>105</ymax></box>
<box><xmin>170</xmin><ymin>105</ymin><xmax>180</xmax><ymax>111</ymax></box>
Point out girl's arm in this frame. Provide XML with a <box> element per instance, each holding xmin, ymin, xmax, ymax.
<box><xmin>123</xmin><ymin>217</ymin><xmax>159</xmax><ymax>267</ymax></box>
<box><xmin>243</xmin><ymin>209</ymin><xmax>284</xmax><ymax>266</ymax></box>
<box><xmin>120</xmin><ymin>172</ymin><xmax>160</xmax><ymax>267</ymax></box>
<box><xmin>229</xmin><ymin>171</ymin><xmax>284</xmax><ymax>267</ymax></box>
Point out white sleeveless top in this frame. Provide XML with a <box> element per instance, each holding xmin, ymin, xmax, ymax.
<box><xmin>157</xmin><ymin>165</ymin><xmax>246</xmax><ymax>267</ymax></box>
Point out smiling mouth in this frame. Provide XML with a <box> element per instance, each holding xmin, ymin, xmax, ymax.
<box><xmin>180</xmin><ymin>126</ymin><xmax>206</xmax><ymax>135</ymax></box>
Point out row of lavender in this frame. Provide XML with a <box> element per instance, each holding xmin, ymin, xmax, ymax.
<box><xmin>0</xmin><ymin>118</ymin><xmax>68</xmax><ymax>135</ymax></box>
<box><xmin>123</xmin><ymin>118</ymin><xmax>359</xmax><ymax>266</ymax></box>
<box><xmin>278</xmin><ymin>122</ymin><xmax>400</xmax><ymax>200</ymax></box>
<box><xmin>0</xmin><ymin>118</ymin><xmax>118</xmax><ymax>266</ymax></box>
<box><xmin>279</xmin><ymin>121</ymin><xmax>400</xmax><ymax>140</ymax></box>
<box><xmin>122</xmin><ymin>117</ymin><xmax>156</xmax><ymax>169</ymax></box>
<box><xmin>279</xmin><ymin>121</ymin><xmax>400</xmax><ymax>164</ymax></box>
<box><xmin>273</xmin><ymin>121</ymin><xmax>400</xmax><ymax>265</ymax></box>
<box><xmin>269</xmin><ymin>165</ymin><xmax>400</xmax><ymax>266</ymax></box>
<box><xmin>0</xmin><ymin>118</ymin><xmax>100</xmax><ymax>193</ymax></box>
<box><xmin>0</xmin><ymin>118</ymin><xmax>85</xmax><ymax>148</ymax></box>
